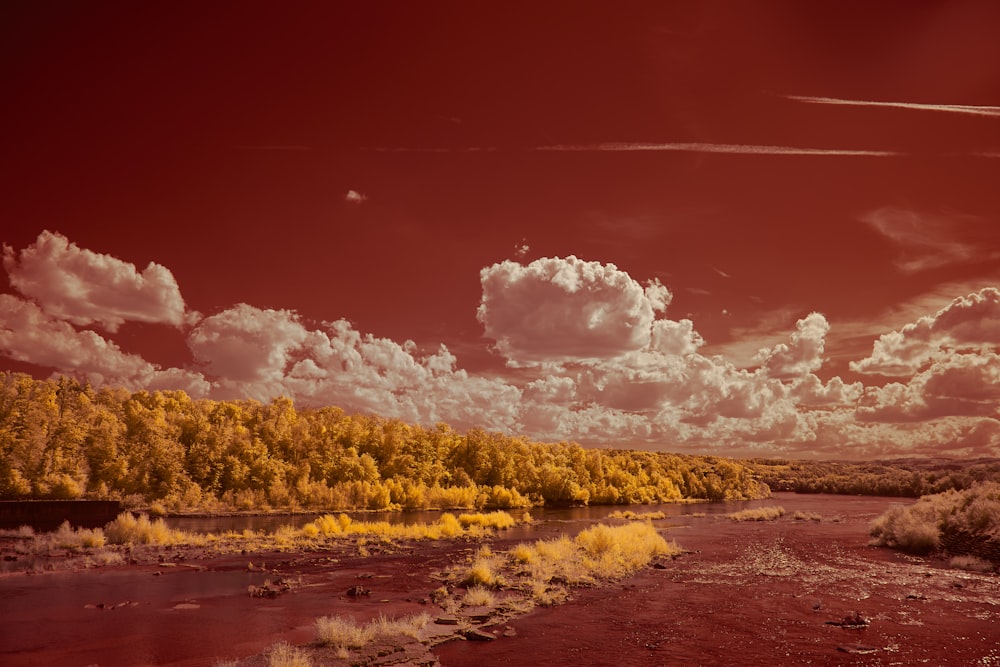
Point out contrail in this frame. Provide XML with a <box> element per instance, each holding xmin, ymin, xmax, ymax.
<box><xmin>787</xmin><ymin>95</ymin><xmax>1000</xmax><ymax>117</ymax></box>
<box><xmin>533</xmin><ymin>142</ymin><xmax>900</xmax><ymax>156</ymax></box>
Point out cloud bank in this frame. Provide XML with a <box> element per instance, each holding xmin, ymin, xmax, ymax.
<box><xmin>2</xmin><ymin>232</ymin><xmax>999</xmax><ymax>458</ymax></box>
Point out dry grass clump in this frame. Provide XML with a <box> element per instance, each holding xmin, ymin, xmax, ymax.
<box><xmin>607</xmin><ymin>510</ymin><xmax>666</xmax><ymax>520</ymax></box>
<box><xmin>300</xmin><ymin>510</ymin><xmax>516</xmax><ymax>543</ymax></box>
<box><xmin>51</xmin><ymin>521</ymin><xmax>107</xmax><ymax>549</ymax></box>
<box><xmin>949</xmin><ymin>555</ymin><xmax>995</xmax><ymax>573</ymax></box>
<box><xmin>458</xmin><ymin>511</ymin><xmax>517</xmax><ymax>530</ymax></box>
<box><xmin>315</xmin><ymin>616</ymin><xmax>375</xmax><ymax>649</ymax></box>
<box><xmin>792</xmin><ymin>511</ymin><xmax>823</xmax><ymax>522</ymax></box>
<box><xmin>727</xmin><ymin>506</ymin><xmax>785</xmax><ymax>522</ymax></box>
<box><xmin>266</xmin><ymin>641</ymin><xmax>312</xmax><ymax>667</ymax></box>
<box><xmin>369</xmin><ymin>612</ymin><xmax>432</xmax><ymax>639</ymax></box>
<box><xmin>462</xmin><ymin>585</ymin><xmax>497</xmax><ymax>607</ymax></box>
<box><xmin>84</xmin><ymin>550</ymin><xmax>125</xmax><ymax>567</ymax></box>
<box><xmin>508</xmin><ymin>522</ymin><xmax>678</xmax><ymax>593</ymax></box>
<box><xmin>104</xmin><ymin>512</ymin><xmax>189</xmax><ymax>545</ymax></box>
<box><xmin>315</xmin><ymin>613</ymin><xmax>431</xmax><ymax>651</ymax></box>
<box><xmin>464</xmin><ymin>545</ymin><xmax>506</xmax><ymax>587</ymax></box>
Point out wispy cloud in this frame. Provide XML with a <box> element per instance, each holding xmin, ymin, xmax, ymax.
<box><xmin>860</xmin><ymin>207</ymin><xmax>996</xmax><ymax>274</ymax></box>
<box><xmin>533</xmin><ymin>142</ymin><xmax>901</xmax><ymax>156</ymax></box>
<box><xmin>363</xmin><ymin>143</ymin><xmax>900</xmax><ymax>156</ymax></box>
<box><xmin>232</xmin><ymin>145</ymin><xmax>312</xmax><ymax>151</ymax></box>
<box><xmin>788</xmin><ymin>95</ymin><xmax>1000</xmax><ymax>118</ymax></box>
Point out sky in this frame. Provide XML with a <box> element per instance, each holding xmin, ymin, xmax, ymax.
<box><xmin>2</xmin><ymin>1</ymin><xmax>1000</xmax><ymax>460</ymax></box>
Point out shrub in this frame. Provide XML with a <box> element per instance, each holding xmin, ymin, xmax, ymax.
<box><xmin>949</xmin><ymin>555</ymin><xmax>994</xmax><ymax>573</ymax></box>
<box><xmin>104</xmin><ymin>512</ymin><xmax>185</xmax><ymax>545</ymax></box>
<box><xmin>52</xmin><ymin>521</ymin><xmax>106</xmax><ymax>550</ymax></box>
<box><xmin>792</xmin><ymin>511</ymin><xmax>822</xmax><ymax>522</ymax></box>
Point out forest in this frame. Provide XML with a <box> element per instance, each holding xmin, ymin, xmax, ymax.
<box><xmin>746</xmin><ymin>456</ymin><xmax>1000</xmax><ymax>498</ymax></box>
<box><xmin>0</xmin><ymin>373</ymin><xmax>769</xmax><ymax>512</ymax></box>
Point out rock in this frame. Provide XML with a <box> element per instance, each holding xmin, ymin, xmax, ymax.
<box><xmin>463</xmin><ymin>606</ymin><xmax>493</xmax><ymax>623</ymax></box>
<box><xmin>826</xmin><ymin>611</ymin><xmax>869</xmax><ymax>628</ymax></box>
<box><xmin>347</xmin><ymin>585</ymin><xmax>371</xmax><ymax>597</ymax></box>
<box><xmin>463</xmin><ymin>628</ymin><xmax>497</xmax><ymax>641</ymax></box>
<box><xmin>248</xmin><ymin>584</ymin><xmax>279</xmax><ymax>599</ymax></box>
<box><xmin>838</xmin><ymin>644</ymin><xmax>878</xmax><ymax>654</ymax></box>
<box><xmin>434</xmin><ymin>615</ymin><xmax>460</xmax><ymax>625</ymax></box>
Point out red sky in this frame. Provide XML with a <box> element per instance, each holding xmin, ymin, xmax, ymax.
<box><xmin>3</xmin><ymin>1</ymin><xmax>1000</xmax><ymax>458</ymax></box>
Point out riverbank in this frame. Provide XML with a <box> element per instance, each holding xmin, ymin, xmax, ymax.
<box><xmin>2</xmin><ymin>494</ymin><xmax>997</xmax><ymax>666</ymax></box>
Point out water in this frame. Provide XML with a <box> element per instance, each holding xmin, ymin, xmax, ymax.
<box><xmin>160</xmin><ymin>497</ymin><xmax>770</xmax><ymax>538</ymax></box>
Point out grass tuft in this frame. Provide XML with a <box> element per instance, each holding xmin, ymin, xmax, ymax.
<box><xmin>315</xmin><ymin>613</ymin><xmax>432</xmax><ymax>650</ymax></box>
<box><xmin>727</xmin><ymin>506</ymin><xmax>785</xmax><ymax>522</ymax></box>
<box><xmin>267</xmin><ymin>641</ymin><xmax>312</xmax><ymax>667</ymax></box>
<box><xmin>315</xmin><ymin>616</ymin><xmax>375</xmax><ymax>649</ymax></box>
<box><xmin>462</xmin><ymin>585</ymin><xmax>496</xmax><ymax>607</ymax></box>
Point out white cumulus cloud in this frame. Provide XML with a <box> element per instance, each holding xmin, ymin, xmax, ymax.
<box><xmin>755</xmin><ymin>312</ymin><xmax>829</xmax><ymax>379</ymax></box>
<box><xmin>477</xmin><ymin>256</ymin><xmax>670</xmax><ymax>366</ymax></box>
<box><xmin>851</xmin><ymin>288</ymin><xmax>1000</xmax><ymax>376</ymax></box>
<box><xmin>3</xmin><ymin>231</ymin><xmax>189</xmax><ymax>332</ymax></box>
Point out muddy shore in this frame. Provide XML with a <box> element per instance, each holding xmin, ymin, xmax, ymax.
<box><xmin>1</xmin><ymin>494</ymin><xmax>997</xmax><ymax>666</ymax></box>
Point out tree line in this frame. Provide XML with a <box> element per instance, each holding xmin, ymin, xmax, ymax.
<box><xmin>0</xmin><ymin>373</ymin><xmax>769</xmax><ymax>512</ymax></box>
<box><xmin>746</xmin><ymin>457</ymin><xmax>1000</xmax><ymax>498</ymax></box>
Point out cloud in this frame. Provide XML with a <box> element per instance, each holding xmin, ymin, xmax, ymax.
<box><xmin>851</xmin><ymin>288</ymin><xmax>1000</xmax><ymax>376</ymax></box>
<box><xmin>861</xmin><ymin>207</ymin><xmax>988</xmax><ymax>273</ymax></box>
<box><xmin>283</xmin><ymin>320</ymin><xmax>522</xmax><ymax>431</ymax></box>
<box><xmin>0</xmin><ymin>294</ymin><xmax>209</xmax><ymax>395</ymax></box>
<box><xmin>4</xmin><ymin>232</ymin><xmax>1000</xmax><ymax>457</ymax></box>
<box><xmin>366</xmin><ymin>143</ymin><xmax>901</xmax><ymax>156</ymax></box>
<box><xmin>183</xmin><ymin>307</ymin><xmax>522</xmax><ymax>431</ymax></box>
<box><xmin>533</xmin><ymin>142</ymin><xmax>901</xmax><ymax>157</ymax></box>
<box><xmin>857</xmin><ymin>353</ymin><xmax>1000</xmax><ymax>423</ymax></box>
<box><xmin>649</xmin><ymin>319</ymin><xmax>704</xmax><ymax>356</ymax></box>
<box><xmin>787</xmin><ymin>95</ymin><xmax>1000</xmax><ymax>118</ymax></box>
<box><xmin>2</xmin><ymin>231</ymin><xmax>189</xmax><ymax>332</ymax></box>
<box><xmin>790</xmin><ymin>374</ymin><xmax>863</xmax><ymax>408</ymax></box>
<box><xmin>754</xmin><ymin>313</ymin><xmax>829</xmax><ymax>379</ymax></box>
<box><xmin>477</xmin><ymin>256</ymin><xmax>670</xmax><ymax>366</ymax></box>
<box><xmin>345</xmin><ymin>190</ymin><xmax>367</xmax><ymax>204</ymax></box>
<box><xmin>188</xmin><ymin>304</ymin><xmax>311</xmax><ymax>386</ymax></box>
